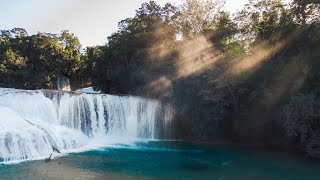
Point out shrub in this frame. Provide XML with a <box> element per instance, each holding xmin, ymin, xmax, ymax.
<box><xmin>283</xmin><ymin>94</ymin><xmax>320</xmax><ymax>158</ymax></box>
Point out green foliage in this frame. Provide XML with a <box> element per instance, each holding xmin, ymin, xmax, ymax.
<box><xmin>88</xmin><ymin>0</ymin><xmax>320</xmax><ymax>148</ymax></box>
<box><xmin>178</xmin><ymin>0</ymin><xmax>225</xmax><ymax>38</ymax></box>
<box><xmin>283</xmin><ymin>94</ymin><xmax>320</xmax><ymax>158</ymax></box>
<box><xmin>209</xmin><ymin>12</ymin><xmax>245</xmax><ymax>59</ymax></box>
<box><xmin>236</xmin><ymin>0</ymin><xmax>295</xmax><ymax>43</ymax></box>
<box><xmin>92</xmin><ymin>1</ymin><xmax>178</xmax><ymax>93</ymax></box>
<box><xmin>0</xmin><ymin>29</ymin><xmax>82</xmax><ymax>89</ymax></box>
<box><xmin>291</xmin><ymin>0</ymin><xmax>320</xmax><ymax>24</ymax></box>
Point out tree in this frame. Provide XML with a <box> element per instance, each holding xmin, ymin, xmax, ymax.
<box><xmin>209</xmin><ymin>11</ymin><xmax>244</xmax><ymax>58</ymax></box>
<box><xmin>291</xmin><ymin>0</ymin><xmax>320</xmax><ymax>24</ymax></box>
<box><xmin>80</xmin><ymin>46</ymin><xmax>103</xmax><ymax>87</ymax></box>
<box><xmin>178</xmin><ymin>0</ymin><xmax>225</xmax><ymax>39</ymax></box>
<box><xmin>0</xmin><ymin>28</ymin><xmax>84</xmax><ymax>89</ymax></box>
<box><xmin>283</xmin><ymin>94</ymin><xmax>320</xmax><ymax>158</ymax></box>
<box><xmin>93</xmin><ymin>1</ymin><xmax>178</xmax><ymax>93</ymax></box>
<box><xmin>10</xmin><ymin>28</ymin><xmax>28</xmax><ymax>38</ymax></box>
<box><xmin>236</xmin><ymin>0</ymin><xmax>294</xmax><ymax>43</ymax></box>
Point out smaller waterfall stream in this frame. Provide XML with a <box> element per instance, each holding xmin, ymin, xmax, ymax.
<box><xmin>0</xmin><ymin>88</ymin><xmax>173</xmax><ymax>163</ymax></box>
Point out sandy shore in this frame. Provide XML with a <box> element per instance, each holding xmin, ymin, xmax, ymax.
<box><xmin>28</xmin><ymin>161</ymin><xmax>153</xmax><ymax>180</ymax></box>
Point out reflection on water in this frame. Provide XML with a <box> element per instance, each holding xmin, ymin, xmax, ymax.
<box><xmin>1</xmin><ymin>141</ymin><xmax>320</xmax><ymax>180</ymax></box>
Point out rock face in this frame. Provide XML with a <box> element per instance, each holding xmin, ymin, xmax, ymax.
<box><xmin>56</xmin><ymin>76</ymin><xmax>71</xmax><ymax>91</ymax></box>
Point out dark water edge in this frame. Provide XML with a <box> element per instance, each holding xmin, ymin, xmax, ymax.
<box><xmin>1</xmin><ymin>141</ymin><xmax>320</xmax><ymax>180</ymax></box>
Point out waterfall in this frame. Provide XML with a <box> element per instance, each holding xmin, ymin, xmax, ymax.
<box><xmin>163</xmin><ymin>104</ymin><xmax>175</xmax><ymax>139</ymax></box>
<box><xmin>0</xmin><ymin>88</ymin><xmax>169</xmax><ymax>163</ymax></box>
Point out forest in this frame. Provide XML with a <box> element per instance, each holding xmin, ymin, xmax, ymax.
<box><xmin>1</xmin><ymin>0</ymin><xmax>320</xmax><ymax>158</ymax></box>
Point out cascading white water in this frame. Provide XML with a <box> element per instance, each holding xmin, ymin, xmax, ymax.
<box><xmin>0</xmin><ymin>88</ymin><xmax>166</xmax><ymax>163</ymax></box>
<box><xmin>49</xmin><ymin>91</ymin><xmax>161</xmax><ymax>139</ymax></box>
<box><xmin>163</xmin><ymin>104</ymin><xmax>175</xmax><ymax>139</ymax></box>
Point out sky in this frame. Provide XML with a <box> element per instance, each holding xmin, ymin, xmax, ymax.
<box><xmin>0</xmin><ymin>0</ymin><xmax>249</xmax><ymax>47</ymax></box>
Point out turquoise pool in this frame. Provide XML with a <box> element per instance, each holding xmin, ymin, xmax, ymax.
<box><xmin>1</xmin><ymin>141</ymin><xmax>320</xmax><ymax>180</ymax></box>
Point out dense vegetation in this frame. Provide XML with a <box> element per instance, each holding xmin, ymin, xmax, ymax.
<box><xmin>1</xmin><ymin>0</ymin><xmax>320</xmax><ymax>157</ymax></box>
<box><xmin>0</xmin><ymin>29</ymin><xmax>84</xmax><ymax>88</ymax></box>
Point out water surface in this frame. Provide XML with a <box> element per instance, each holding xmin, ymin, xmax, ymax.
<box><xmin>1</xmin><ymin>141</ymin><xmax>320</xmax><ymax>180</ymax></box>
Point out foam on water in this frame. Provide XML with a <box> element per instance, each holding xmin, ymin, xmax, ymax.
<box><xmin>0</xmin><ymin>88</ymin><xmax>169</xmax><ymax>163</ymax></box>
